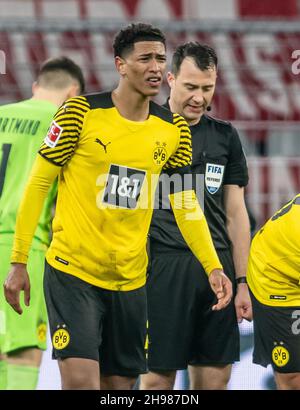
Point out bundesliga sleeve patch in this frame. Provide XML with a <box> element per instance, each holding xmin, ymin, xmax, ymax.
<box><xmin>44</xmin><ymin>121</ymin><xmax>63</xmax><ymax>148</ymax></box>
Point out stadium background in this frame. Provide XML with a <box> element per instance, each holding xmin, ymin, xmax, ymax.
<box><xmin>1</xmin><ymin>0</ymin><xmax>300</xmax><ymax>390</ymax></box>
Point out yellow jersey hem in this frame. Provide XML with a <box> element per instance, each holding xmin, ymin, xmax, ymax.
<box><xmin>248</xmin><ymin>276</ymin><xmax>300</xmax><ymax>307</ymax></box>
<box><xmin>46</xmin><ymin>255</ymin><xmax>146</xmax><ymax>292</ymax></box>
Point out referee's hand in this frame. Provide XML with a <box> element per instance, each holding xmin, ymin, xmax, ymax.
<box><xmin>208</xmin><ymin>269</ymin><xmax>232</xmax><ymax>311</ymax></box>
<box><xmin>3</xmin><ymin>263</ymin><xmax>30</xmax><ymax>315</ymax></box>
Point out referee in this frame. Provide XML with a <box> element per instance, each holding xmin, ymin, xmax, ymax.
<box><xmin>141</xmin><ymin>42</ymin><xmax>252</xmax><ymax>390</ymax></box>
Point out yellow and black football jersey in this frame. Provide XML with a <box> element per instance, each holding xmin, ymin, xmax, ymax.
<box><xmin>29</xmin><ymin>92</ymin><xmax>191</xmax><ymax>291</ymax></box>
<box><xmin>247</xmin><ymin>194</ymin><xmax>300</xmax><ymax>306</ymax></box>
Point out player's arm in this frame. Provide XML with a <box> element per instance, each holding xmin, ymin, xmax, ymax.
<box><xmin>4</xmin><ymin>156</ymin><xmax>60</xmax><ymax>314</ymax></box>
<box><xmin>4</xmin><ymin>96</ymin><xmax>90</xmax><ymax>314</ymax></box>
<box><xmin>164</xmin><ymin>114</ymin><xmax>232</xmax><ymax>310</ymax></box>
<box><xmin>169</xmin><ymin>189</ymin><xmax>232</xmax><ymax>310</ymax></box>
<box><xmin>224</xmin><ymin>184</ymin><xmax>252</xmax><ymax>321</ymax></box>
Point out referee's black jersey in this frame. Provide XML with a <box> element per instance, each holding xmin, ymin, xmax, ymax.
<box><xmin>150</xmin><ymin>102</ymin><xmax>249</xmax><ymax>250</ymax></box>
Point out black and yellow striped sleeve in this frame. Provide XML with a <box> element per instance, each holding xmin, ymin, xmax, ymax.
<box><xmin>39</xmin><ymin>96</ymin><xmax>90</xmax><ymax>167</ymax></box>
<box><xmin>163</xmin><ymin>113</ymin><xmax>192</xmax><ymax>170</ymax></box>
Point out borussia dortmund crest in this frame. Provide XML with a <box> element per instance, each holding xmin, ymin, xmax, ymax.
<box><xmin>272</xmin><ymin>344</ymin><xmax>289</xmax><ymax>367</ymax></box>
<box><xmin>153</xmin><ymin>141</ymin><xmax>167</xmax><ymax>166</ymax></box>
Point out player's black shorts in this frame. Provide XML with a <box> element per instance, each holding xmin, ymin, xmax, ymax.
<box><xmin>44</xmin><ymin>261</ymin><xmax>147</xmax><ymax>377</ymax></box>
<box><xmin>147</xmin><ymin>241</ymin><xmax>239</xmax><ymax>371</ymax></box>
<box><xmin>250</xmin><ymin>290</ymin><xmax>300</xmax><ymax>373</ymax></box>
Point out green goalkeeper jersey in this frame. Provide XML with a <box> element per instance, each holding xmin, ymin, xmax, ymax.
<box><xmin>0</xmin><ymin>98</ymin><xmax>57</xmax><ymax>250</ymax></box>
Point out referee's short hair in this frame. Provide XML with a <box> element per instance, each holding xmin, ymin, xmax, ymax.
<box><xmin>172</xmin><ymin>42</ymin><xmax>218</xmax><ymax>76</ymax></box>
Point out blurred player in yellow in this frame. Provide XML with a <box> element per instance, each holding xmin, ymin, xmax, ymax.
<box><xmin>0</xmin><ymin>57</ymin><xmax>84</xmax><ymax>389</ymax></box>
<box><xmin>247</xmin><ymin>194</ymin><xmax>300</xmax><ymax>389</ymax></box>
<box><xmin>4</xmin><ymin>23</ymin><xmax>232</xmax><ymax>390</ymax></box>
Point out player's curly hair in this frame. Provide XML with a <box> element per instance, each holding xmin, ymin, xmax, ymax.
<box><xmin>172</xmin><ymin>42</ymin><xmax>218</xmax><ymax>76</ymax></box>
<box><xmin>113</xmin><ymin>23</ymin><xmax>166</xmax><ymax>58</ymax></box>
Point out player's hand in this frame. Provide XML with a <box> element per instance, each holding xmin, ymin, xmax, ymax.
<box><xmin>235</xmin><ymin>283</ymin><xmax>253</xmax><ymax>323</ymax></box>
<box><xmin>208</xmin><ymin>269</ymin><xmax>232</xmax><ymax>311</ymax></box>
<box><xmin>3</xmin><ymin>263</ymin><xmax>30</xmax><ymax>315</ymax></box>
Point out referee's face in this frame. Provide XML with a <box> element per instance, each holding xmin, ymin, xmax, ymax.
<box><xmin>168</xmin><ymin>57</ymin><xmax>217</xmax><ymax>126</ymax></box>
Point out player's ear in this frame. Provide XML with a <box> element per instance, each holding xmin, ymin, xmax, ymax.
<box><xmin>167</xmin><ymin>72</ymin><xmax>175</xmax><ymax>89</ymax></box>
<box><xmin>32</xmin><ymin>81</ymin><xmax>38</xmax><ymax>95</ymax></box>
<box><xmin>115</xmin><ymin>56</ymin><xmax>126</xmax><ymax>76</ymax></box>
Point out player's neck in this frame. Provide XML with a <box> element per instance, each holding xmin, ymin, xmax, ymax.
<box><xmin>31</xmin><ymin>89</ymin><xmax>67</xmax><ymax>108</ymax></box>
<box><xmin>112</xmin><ymin>86</ymin><xmax>150</xmax><ymax>122</ymax></box>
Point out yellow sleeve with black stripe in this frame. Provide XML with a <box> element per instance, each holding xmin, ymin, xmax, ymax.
<box><xmin>39</xmin><ymin>96</ymin><xmax>90</xmax><ymax>166</ymax></box>
<box><xmin>162</xmin><ymin>113</ymin><xmax>222</xmax><ymax>275</ymax></box>
<box><xmin>11</xmin><ymin>155</ymin><xmax>60</xmax><ymax>263</ymax></box>
<box><xmin>11</xmin><ymin>96</ymin><xmax>90</xmax><ymax>264</ymax></box>
<box><xmin>169</xmin><ymin>190</ymin><xmax>223</xmax><ymax>275</ymax></box>
<box><xmin>163</xmin><ymin>113</ymin><xmax>192</xmax><ymax>169</ymax></box>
